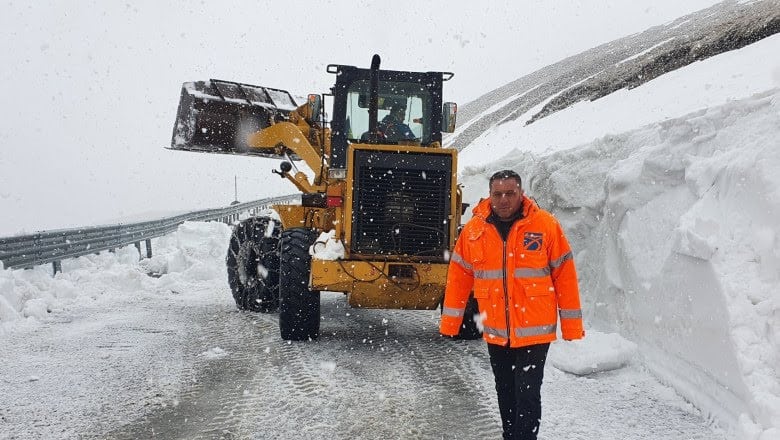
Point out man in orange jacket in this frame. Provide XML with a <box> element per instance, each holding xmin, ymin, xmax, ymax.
<box><xmin>440</xmin><ymin>170</ymin><xmax>584</xmax><ymax>440</ymax></box>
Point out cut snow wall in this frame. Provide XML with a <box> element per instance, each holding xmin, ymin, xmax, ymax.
<box><xmin>461</xmin><ymin>88</ymin><xmax>780</xmax><ymax>435</ymax></box>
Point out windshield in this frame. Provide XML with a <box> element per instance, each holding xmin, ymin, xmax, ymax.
<box><xmin>345</xmin><ymin>80</ymin><xmax>432</xmax><ymax>144</ymax></box>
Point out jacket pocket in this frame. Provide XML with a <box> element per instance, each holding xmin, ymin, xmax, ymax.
<box><xmin>472</xmin><ymin>286</ymin><xmax>490</xmax><ymax>299</ymax></box>
<box><xmin>472</xmin><ymin>277</ymin><xmax>492</xmax><ymax>298</ymax></box>
<box><xmin>519</xmin><ymin>279</ymin><xmax>557</xmax><ymax>325</ymax></box>
<box><xmin>466</xmin><ymin>229</ymin><xmax>485</xmax><ymax>264</ymax></box>
<box><xmin>520</xmin><ymin>279</ymin><xmax>554</xmax><ymax>297</ymax></box>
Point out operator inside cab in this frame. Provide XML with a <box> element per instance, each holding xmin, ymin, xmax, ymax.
<box><xmin>346</xmin><ymin>80</ymin><xmax>430</xmax><ymax>145</ymax></box>
<box><xmin>378</xmin><ymin>104</ymin><xmax>416</xmax><ymax>142</ymax></box>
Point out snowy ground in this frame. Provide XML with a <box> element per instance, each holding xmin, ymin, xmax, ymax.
<box><xmin>0</xmin><ymin>222</ymin><xmax>728</xmax><ymax>439</ymax></box>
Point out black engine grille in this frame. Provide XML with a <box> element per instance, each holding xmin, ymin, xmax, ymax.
<box><xmin>351</xmin><ymin>150</ymin><xmax>452</xmax><ymax>257</ymax></box>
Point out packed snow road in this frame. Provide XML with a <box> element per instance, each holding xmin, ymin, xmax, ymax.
<box><xmin>2</xmin><ymin>287</ymin><xmax>727</xmax><ymax>439</ymax></box>
<box><xmin>1</xmin><ymin>223</ymin><xmax>728</xmax><ymax>438</ymax></box>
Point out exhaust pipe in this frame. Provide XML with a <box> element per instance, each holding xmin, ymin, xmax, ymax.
<box><xmin>367</xmin><ymin>54</ymin><xmax>381</xmax><ymax>142</ymax></box>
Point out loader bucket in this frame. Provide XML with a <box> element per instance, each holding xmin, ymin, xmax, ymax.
<box><xmin>170</xmin><ymin>80</ymin><xmax>298</xmax><ymax>156</ymax></box>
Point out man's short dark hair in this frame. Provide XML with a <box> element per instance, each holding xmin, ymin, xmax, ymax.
<box><xmin>489</xmin><ymin>170</ymin><xmax>522</xmax><ymax>189</ymax></box>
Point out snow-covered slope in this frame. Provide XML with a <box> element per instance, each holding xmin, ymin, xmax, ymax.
<box><xmin>458</xmin><ymin>33</ymin><xmax>780</xmax><ymax>439</ymax></box>
<box><xmin>450</xmin><ymin>0</ymin><xmax>780</xmax><ymax>152</ymax></box>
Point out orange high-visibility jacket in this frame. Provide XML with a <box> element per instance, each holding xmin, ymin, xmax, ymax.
<box><xmin>440</xmin><ymin>196</ymin><xmax>584</xmax><ymax>347</ymax></box>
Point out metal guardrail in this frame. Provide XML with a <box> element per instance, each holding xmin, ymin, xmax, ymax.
<box><xmin>0</xmin><ymin>194</ymin><xmax>299</xmax><ymax>274</ymax></box>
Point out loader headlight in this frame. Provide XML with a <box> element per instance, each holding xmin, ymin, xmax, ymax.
<box><xmin>328</xmin><ymin>168</ymin><xmax>347</xmax><ymax>179</ymax></box>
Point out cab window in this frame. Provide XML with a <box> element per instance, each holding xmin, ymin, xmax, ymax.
<box><xmin>344</xmin><ymin>80</ymin><xmax>432</xmax><ymax>144</ymax></box>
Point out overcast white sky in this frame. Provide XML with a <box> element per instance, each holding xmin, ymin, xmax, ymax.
<box><xmin>0</xmin><ymin>0</ymin><xmax>722</xmax><ymax>235</ymax></box>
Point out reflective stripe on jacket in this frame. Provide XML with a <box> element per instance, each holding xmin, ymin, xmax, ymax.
<box><xmin>440</xmin><ymin>196</ymin><xmax>584</xmax><ymax>347</ymax></box>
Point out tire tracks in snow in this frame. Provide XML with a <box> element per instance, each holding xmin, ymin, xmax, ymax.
<box><xmin>102</xmin><ymin>292</ymin><xmax>503</xmax><ymax>439</ymax></box>
<box><xmin>92</xmin><ymin>291</ymin><xmax>727</xmax><ymax>439</ymax></box>
<box><xmin>100</xmin><ymin>307</ymin><xmax>283</xmax><ymax>439</ymax></box>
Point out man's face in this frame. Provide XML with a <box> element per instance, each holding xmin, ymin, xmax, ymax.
<box><xmin>490</xmin><ymin>178</ymin><xmax>523</xmax><ymax>220</ymax></box>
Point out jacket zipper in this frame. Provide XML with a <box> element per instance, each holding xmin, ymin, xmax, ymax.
<box><xmin>502</xmin><ymin>239</ymin><xmax>511</xmax><ymax>346</ymax></box>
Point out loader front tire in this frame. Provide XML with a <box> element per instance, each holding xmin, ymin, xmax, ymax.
<box><xmin>279</xmin><ymin>228</ymin><xmax>320</xmax><ymax>341</ymax></box>
<box><xmin>226</xmin><ymin>217</ymin><xmax>281</xmax><ymax>313</ymax></box>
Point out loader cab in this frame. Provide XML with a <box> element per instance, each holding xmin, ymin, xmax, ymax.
<box><xmin>327</xmin><ymin>64</ymin><xmax>452</xmax><ymax>169</ymax></box>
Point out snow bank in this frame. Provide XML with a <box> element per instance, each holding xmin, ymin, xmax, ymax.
<box><xmin>462</xmin><ymin>88</ymin><xmax>780</xmax><ymax>437</ymax></box>
<box><xmin>457</xmin><ymin>32</ymin><xmax>780</xmax><ymax>438</ymax></box>
<box><xmin>0</xmin><ymin>221</ymin><xmax>232</xmax><ymax>333</ymax></box>
<box><xmin>549</xmin><ymin>330</ymin><xmax>638</xmax><ymax>376</ymax></box>
<box><xmin>143</xmin><ymin>221</ymin><xmax>232</xmax><ymax>286</ymax></box>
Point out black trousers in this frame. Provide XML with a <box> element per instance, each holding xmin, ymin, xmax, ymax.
<box><xmin>487</xmin><ymin>342</ymin><xmax>551</xmax><ymax>440</ymax></box>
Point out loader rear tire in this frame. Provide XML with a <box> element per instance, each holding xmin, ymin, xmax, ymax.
<box><xmin>279</xmin><ymin>228</ymin><xmax>320</xmax><ymax>341</ymax></box>
<box><xmin>226</xmin><ymin>217</ymin><xmax>281</xmax><ymax>313</ymax></box>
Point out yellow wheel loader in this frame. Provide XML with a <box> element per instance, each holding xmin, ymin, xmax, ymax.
<box><xmin>170</xmin><ymin>55</ymin><xmax>480</xmax><ymax>341</ymax></box>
